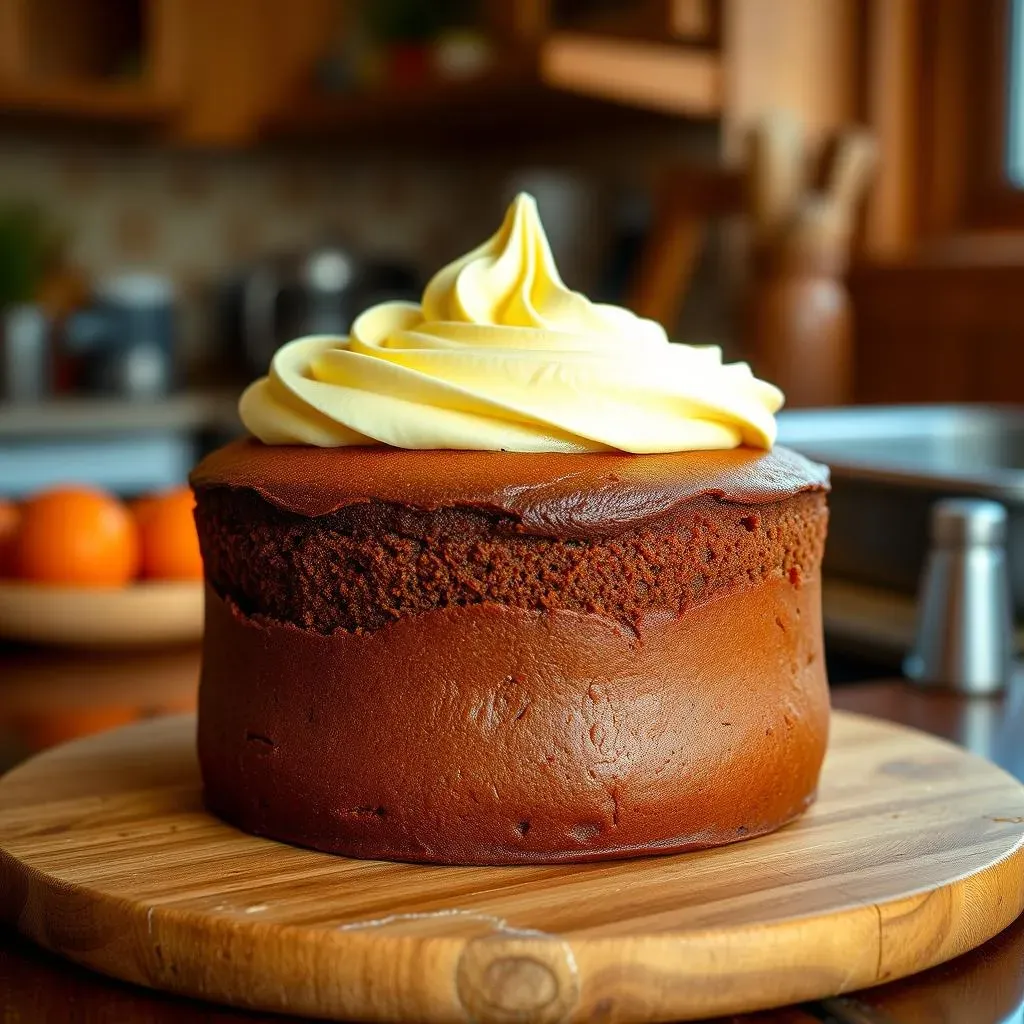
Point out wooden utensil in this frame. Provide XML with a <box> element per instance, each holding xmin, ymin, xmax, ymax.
<box><xmin>745</xmin><ymin>109</ymin><xmax>805</xmax><ymax>248</ymax></box>
<box><xmin>747</xmin><ymin>119</ymin><xmax>877</xmax><ymax>407</ymax></box>
<box><xmin>2</xmin><ymin>711</ymin><xmax>1022</xmax><ymax>1023</ymax></box>
<box><xmin>747</xmin><ymin>196</ymin><xmax>855</xmax><ymax>407</ymax></box>
<box><xmin>824</xmin><ymin>128</ymin><xmax>880</xmax><ymax>238</ymax></box>
<box><xmin>628</xmin><ymin>164</ymin><xmax>743</xmax><ymax>327</ymax></box>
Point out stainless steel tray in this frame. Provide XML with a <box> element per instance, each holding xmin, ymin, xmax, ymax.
<box><xmin>777</xmin><ymin>404</ymin><xmax>1024</xmax><ymax>616</ymax></box>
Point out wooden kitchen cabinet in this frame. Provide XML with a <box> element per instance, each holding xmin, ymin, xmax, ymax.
<box><xmin>168</xmin><ymin>0</ymin><xmax>337</xmax><ymax>146</ymax></box>
<box><xmin>539</xmin><ymin>0</ymin><xmax>856</xmax><ymax>142</ymax></box>
<box><xmin>0</xmin><ymin>0</ymin><xmax>312</xmax><ymax>144</ymax></box>
<box><xmin>0</xmin><ymin>0</ymin><xmax>186</xmax><ymax>122</ymax></box>
<box><xmin>267</xmin><ymin>0</ymin><xmax>858</xmax><ymax>155</ymax></box>
<box><xmin>0</xmin><ymin>0</ymin><xmax>354</xmax><ymax>145</ymax></box>
<box><xmin>0</xmin><ymin>0</ymin><xmax>859</xmax><ymax>150</ymax></box>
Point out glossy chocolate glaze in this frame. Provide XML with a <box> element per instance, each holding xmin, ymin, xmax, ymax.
<box><xmin>198</xmin><ymin>575</ymin><xmax>829</xmax><ymax>865</ymax></box>
<box><xmin>191</xmin><ymin>440</ymin><xmax>829</xmax><ymax>537</ymax></box>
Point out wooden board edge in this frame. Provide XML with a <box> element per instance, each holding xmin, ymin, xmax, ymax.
<box><xmin>3</xmin><ymin>837</ymin><xmax>1024</xmax><ymax>1022</ymax></box>
<box><xmin>3</xmin><ymin>712</ymin><xmax>1024</xmax><ymax>1021</ymax></box>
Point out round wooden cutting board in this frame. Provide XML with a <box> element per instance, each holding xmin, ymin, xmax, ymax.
<box><xmin>1</xmin><ymin>712</ymin><xmax>1023</xmax><ymax>1024</ymax></box>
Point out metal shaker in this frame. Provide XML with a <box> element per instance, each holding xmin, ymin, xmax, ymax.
<box><xmin>904</xmin><ymin>498</ymin><xmax>1014</xmax><ymax>695</ymax></box>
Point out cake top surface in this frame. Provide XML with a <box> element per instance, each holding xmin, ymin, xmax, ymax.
<box><xmin>191</xmin><ymin>441</ymin><xmax>828</xmax><ymax>535</ymax></box>
<box><xmin>238</xmin><ymin>194</ymin><xmax>785</xmax><ymax>455</ymax></box>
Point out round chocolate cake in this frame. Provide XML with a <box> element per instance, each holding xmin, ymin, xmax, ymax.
<box><xmin>193</xmin><ymin>193</ymin><xmax>831</xmax><ymax>865</ymax></box>
<box><xmin>192</xmin><ymin>441</ymin><xmax>829</xmax><ymax>865</ymax></box>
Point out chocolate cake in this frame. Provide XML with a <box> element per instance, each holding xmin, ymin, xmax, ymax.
<box><xmin>193</xmin><ymin>192</ymin><xmax>831</xmax><ymax>864</ymax></box>
<box><xmin>192</xmin><ymin>441</ymin><xmax>830</xmax><ymax>865</ymax></box>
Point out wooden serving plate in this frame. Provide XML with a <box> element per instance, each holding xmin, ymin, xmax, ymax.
<box><xmin>1</xmin><ymin>711</ymin><xmax>1023</xmax><ymax>1023</ymax></box>
<box><xmin>0</xmin><ymin>580</ymin><xmax>202</xmax><ymax>648</ymax></box>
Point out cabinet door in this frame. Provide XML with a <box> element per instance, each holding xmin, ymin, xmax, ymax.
<box><xmin>0</xmin><ymin>0</ymin><xmax>185</xmax><ymax>120</ymax></box>
<box><xmin>169</xmin><ymin>0</ymin><xmax>336</xmax><ymax>146</ymax></box>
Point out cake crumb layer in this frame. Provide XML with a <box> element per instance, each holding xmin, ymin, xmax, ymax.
<box><xmin>194</xmin><ymin>488</ymin><xmax>827</xmax><ymax>635</ymax></box>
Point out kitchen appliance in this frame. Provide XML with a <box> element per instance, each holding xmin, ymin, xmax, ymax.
<box><xmin>230</xmin><ymin>247</ymin><xmax>420</xmax><ymax>377</ymax></box>
<box><xmin>66</xmin><ymin>273</ymin><xmax>177</xmax><ymax>398</ymax></box>
<box><xmin>0</xmin><ymin>303</ymin><xmax>50</xmax><ymax>401</ymax></box>
<box><xmin>778</xmin><ymin>404</ymin><xmax>1024</xmax><ymax>618</ymax></box>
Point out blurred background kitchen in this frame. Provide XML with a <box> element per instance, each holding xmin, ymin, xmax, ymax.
<box><xmin>2</xmin><ymin>0</ymin><xmax>1023</xmax><ymax>766</ymax></box>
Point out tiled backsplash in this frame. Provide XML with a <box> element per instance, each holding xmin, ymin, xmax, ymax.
<box><xmin>0</xmin><ymin>123</ymin><xmax>725</xmax><ymax>377</ymax></box>
<box><xmin>0</xmin><ymin>137</ymin><xmax>502</xmax><ymax>371</ymax></box>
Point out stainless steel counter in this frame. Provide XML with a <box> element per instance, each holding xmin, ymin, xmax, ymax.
<box><xmin>779</xmin><ymin>404</ymin><xmax>1024</xmax><ymax>615</ymax></box>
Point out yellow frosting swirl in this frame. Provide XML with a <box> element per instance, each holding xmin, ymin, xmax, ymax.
<box><xmin>240</xmin><ymin>193</ymin><xmax>783</xmax><ymax>452</ymax></box>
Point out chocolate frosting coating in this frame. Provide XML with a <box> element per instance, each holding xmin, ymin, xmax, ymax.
<box><xmin>191</xmin><ymin>440</ymin><xmax>829</xmax><ymax>537</ymax></box>
<box><xmin>199</xmin><ymin>576</ymin><xmax>828</xmax><ymax>865</ymax></box>
<box><xmin>194</xmin><ymin>440</ymin><xmax>831</xmax><ymax>864</ymax></box>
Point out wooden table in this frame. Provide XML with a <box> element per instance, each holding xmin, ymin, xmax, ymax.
<box><xmin>1</xmin><ymin>647</ymin><xmax>1023</xmax><ymax>1023</ymax></box>
<box><xmin>0</xmin><ymin>641</ymin><xmax>199</xmax><ymax>768</ymax></box>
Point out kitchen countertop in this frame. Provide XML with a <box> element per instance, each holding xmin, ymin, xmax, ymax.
<box><xmin>1</xmin><ymin>647</ymin><xmax>1023</xmax><ymax>1022</ymax></box>
<box><xmin>0</xmin><ymin>390</ymin><xmax>241</xmax><ymax>439</ymax></box>
<box><xmin>0</xmin><ymin>641</ymin><xmax>199</xmax><ymax>768</ymax></box>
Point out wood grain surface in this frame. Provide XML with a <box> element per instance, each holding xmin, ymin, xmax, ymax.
<box><xmin>1</xmin><ymin>711</ymin><xmax>1023</xmax><ymax>1024</ymax></box>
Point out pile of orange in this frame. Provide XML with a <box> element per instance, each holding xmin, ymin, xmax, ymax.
<box><xmin>0</xmin><ymin>485</ymin><xmax>202</xmax><ymax>587</ymax></box>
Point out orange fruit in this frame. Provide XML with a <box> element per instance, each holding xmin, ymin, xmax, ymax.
<box><xmin>128</xmin><ymin>494</ymin><xmax>159</xmax><ymax>523</ymax></box>
<box><xmin>0</xmin><ymin>499</ymin><xmax>20</xmax><ymax>577</ymax></box>
<box><xmin>135</xmin><ymin>487</ymin><xmax>203</xmax><ymax>581</ymax></box>
<box><xmin>14</xmin><ymin>487</ymin><xmax>140</xmax><ymax>587</ymax></box>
